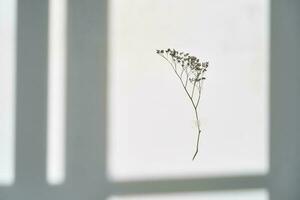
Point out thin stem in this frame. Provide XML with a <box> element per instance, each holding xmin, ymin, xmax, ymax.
<box><xmin>160</xmin><ymin>54</ymin><xmax>175</xmax><ymax>71</ymax></box>
<box><xmin>191</xmin><ymin>81</ymin><xmax>196</xmax><ymax>98</ymax></box>
<box><xmin>192</xmin><ymin>129</ymin><xmax>201</xmax><ymax>160</ymax></box>
<box><xmin>185</xmin><ymin>66</ymin><xmax>189</xmax><ymax>87</ymax></box>
<box><xmin>192</xmin><ymin>106</ymin><xmax>201</xmax><ymax>160</ymax></box>
<box><xmin>171</xmin><ymin>56</ymin><xmax>177</xmax><ymax>71</ymax></box>
<box><xmin>180</xmin><ymin>67</ymin><xmax>185</xmax><ymax>78</ymax></box>
<box><xmin>159</xmin><ymin>53</ymin><xmax>204</xmax><ymax>160</ymax></box>
<box><xmin>191</xmin><ymin>73</ymin><xmax>200</xmax><ymax>98</ymax></box>
<box><xmin>196</xmin><ymin>84</ymin><xmax>202</xmax><ymax>108</ymax></box>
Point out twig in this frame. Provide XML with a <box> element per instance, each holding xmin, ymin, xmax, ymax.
<box><xmin>156</xmin><ymin>49</ymin><xmax>209</xmax><ymax>160</ymax></box>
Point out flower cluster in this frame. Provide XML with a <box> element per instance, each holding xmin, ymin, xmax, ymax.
<box><xmin>156</xmin><ymin>48</ymin><xmax>209</xmax><ymax>83</ymax></box>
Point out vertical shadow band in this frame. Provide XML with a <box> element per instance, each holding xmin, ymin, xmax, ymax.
<box><xmin>270</xmin><ymin>0</ymin><xmax>300</xmax><ymax>199</ymax></box>
<box><xmin>65</xmin><ymin>0</ymin><xmax>108</xmax><ymax>199</ymax></box>
<box><xmin>15</xmin><ymin>0</ymin><xmax>49</xmax><ymax>186</ymax></box>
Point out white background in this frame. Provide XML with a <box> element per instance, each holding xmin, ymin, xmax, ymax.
<box><xmin>108</xmin><ymin>0</ymin><xmax>269</xmax><ymax>181</ymax></box>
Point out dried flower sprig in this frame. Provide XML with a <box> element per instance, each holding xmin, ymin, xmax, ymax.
<box><xmin>156</xmin><ymin>48</ymin><xmax>209</xmax><ymax>160</ymax></box>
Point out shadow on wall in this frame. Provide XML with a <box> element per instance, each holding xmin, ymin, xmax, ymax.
<box><xmin>0</xmin><ymin>0</ymin><xmax>300</xmax><ymax>200</ymax></box>
<box><xmin>269</xmin><ymin>0</ymin><xmax>300</xmax><ymax>199</ymax></box>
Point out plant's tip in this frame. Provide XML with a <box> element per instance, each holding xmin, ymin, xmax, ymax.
<box><xmin>156</xmin><ymin>49</ymin><xmax>165</xmax><ymax>54</ymax></box>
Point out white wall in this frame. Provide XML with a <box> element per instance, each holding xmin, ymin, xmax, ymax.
<box><xmin>108</xmin><ymin>0</ymin><xmax>269</xmax><ymax>181</ymax></box>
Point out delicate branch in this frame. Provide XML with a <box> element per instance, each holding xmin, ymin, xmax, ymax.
<box><xmin>156</xmin><ymin>49</ymin><xmax>209</xmax><ymax>160</ymax></box>
<box><xmin>180</xmin><ymin>67</ymin><xmax>185</xmax><ymax>78</ymax></box>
